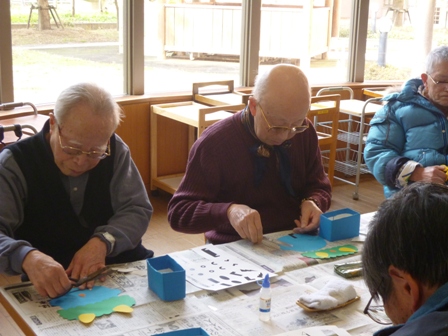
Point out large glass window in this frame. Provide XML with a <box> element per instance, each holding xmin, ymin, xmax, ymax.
<box><xmin>10</xmin><ymin>0</ymin><xmax>124</xmax><ymax>103</ymax></box>
<box><xmin>143</xmin><ymin>0</ymin><xmax>241</xmax><ymax>93</ymax></box>
<box><xmin>258</xmin><ymin>0</ymin><xmax>352</xmax><ymax>85</ymax></box>
<box><xmin>363</xmin><ymin>0</ymin><xmax>447</xmax><ymax>82</ymax></box>
<box><xmin>4</xmin><ymin>1</ymin><xmax>445</xmax><ymax>106</ymax></box>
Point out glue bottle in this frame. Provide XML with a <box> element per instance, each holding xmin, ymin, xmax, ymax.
<box><xmin>259</xmin><ymin>273</ymin><xmax>271</xmax><ymax>321</ymax></box>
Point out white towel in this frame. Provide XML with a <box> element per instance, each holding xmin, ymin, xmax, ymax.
<box><xmin>298</xmin><ymin>278</ymin><xmax>357</xmax><ymax>310</ymax></box>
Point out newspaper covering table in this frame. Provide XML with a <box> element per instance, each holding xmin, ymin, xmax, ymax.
<box><xmin>0</xmin><ymin>213</ymin><xmax>380</xmax><ymax>336</ymax></box>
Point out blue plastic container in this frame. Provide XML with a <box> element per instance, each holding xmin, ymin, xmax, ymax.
<box><xmin>319</xmin><ymin>208</ymin><xmax>360</xmax><ymax>242</ymax></box>
<box><xmin>153</xmin><ymin>328</ymin><xmax>209</xmax><ymax>336</ymax></box>
<box><xmin>147</xmin><ymin>255</ymin><xmax>186</xmax><ymax>301</ymax></box>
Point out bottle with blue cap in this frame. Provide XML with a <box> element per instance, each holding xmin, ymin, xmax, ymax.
<box><xmin>259</xmin><ymin>273</ymin><xmax>271</xmax><ymax>321</ymax></box>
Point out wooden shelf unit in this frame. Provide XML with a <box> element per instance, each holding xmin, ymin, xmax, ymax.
<box><xmin>150</xmin><ymin>101</ymin><xmax>245</xmax><ymax>194</ymax></box>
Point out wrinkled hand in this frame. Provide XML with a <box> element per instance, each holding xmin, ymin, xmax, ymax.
<box><xmin>66</xmin><ymin>237</ymin><xmax>108</xmax><ymax>290</ymax></box>
<box><xmin>22</xmin><ymin>250</ymin><xmax>72</xmax><ymax>298</ymax></box>
<box><xmin>410</xmin><ymin>165</ymin><xmax>446</xmax><ymax>185</ymax></box>
<box><xmin>293</xmin><ymin>200</ymin><xmax>322</xmax><ymax>234</ymax></box>
<box><xmin>227</xmin><ymin>204</ymin><xmax>263</xmax><ymax>243</ymax></box>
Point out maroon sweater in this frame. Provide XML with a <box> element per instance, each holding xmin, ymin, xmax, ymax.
<box><xmin>167</xmin><ymin>112</ymin><xmax>331</xmax><ymax>244</ymax></box>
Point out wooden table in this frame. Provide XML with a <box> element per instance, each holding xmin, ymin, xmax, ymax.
<box><xmin>0</xmin><ymin>213</ymin><xmax>382</xmax><ymax>336</ymax></box>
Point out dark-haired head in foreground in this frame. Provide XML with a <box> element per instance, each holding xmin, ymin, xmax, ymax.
<box><xmin>363</xmin><ymin>182</ymin><xmax>448</xmax><ymax>335</ymax></box>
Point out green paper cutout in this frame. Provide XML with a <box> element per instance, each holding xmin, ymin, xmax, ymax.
<box><xmin>301</xmin><ymin>244</ymin><xmax>358</xmax><ymax>259</ymax></box>
<box><xmin>57</xmin><ymin>295</ymin><xmax>135</xmax><ymax>321</ymax></box>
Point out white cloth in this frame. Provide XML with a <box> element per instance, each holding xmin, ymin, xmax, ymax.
<box><xmin>396</xmin><ymin>160</ymin><xmax>422</xmax><ymax>188</ymax></box>
<box><xmin>298</xmin><ymin>278</ymin><xmax>357</xmax><ymax>310</ymax></box>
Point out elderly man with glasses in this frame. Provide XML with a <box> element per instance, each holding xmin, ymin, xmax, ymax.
<box><xmin>362</xmin><ymin>182</ymin><xmax>448</xmax><ymax>335</ymax></box>
<box><xmin>0</xmin><ymin>83</ymin><xmax>153</xmax><ymax>298</ymax></box>
<box><xmin>365</xmin><ymin>46</ymin><xmax>448</xmax><ymax>198</ymax></box>
<box><xmin>168</xmin><ymin>64</ymin><xmax>331</xmax><ymax>244</ymax></box>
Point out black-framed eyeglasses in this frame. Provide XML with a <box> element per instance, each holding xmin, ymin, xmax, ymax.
<box><xmin>427</xmin><ymin>73</ymin><xmax>448</xmax><ymax>86</ymax></box>
<box><xmin>363</xmin><ymin>292</ymin><xmax>393</xmax><ymax>325</ymax></box>
<box><xmin>257</xmin><ymin>103</ymin><xmax>309</xmax><ymax>134</ymax></box>
<box><xmin>57</xmin><ymin>125</ymin><xmax>111</xmax><ymax>160</ymax></box>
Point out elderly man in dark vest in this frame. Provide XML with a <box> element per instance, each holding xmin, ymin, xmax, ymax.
<box><xmin>0</xmin><ymin>83</ymin><xmax>153</xmax><ymax>298</ymax></box>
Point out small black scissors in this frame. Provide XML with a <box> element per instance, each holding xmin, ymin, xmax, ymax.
<box><xmin>50</xmin><ymin>266</ymin><xmax>112</xmax><ymax>299</ymax></box>
<box><xmin>69</xmin><ymin>266</ymin><xmax>112</xmax><ymax>287</ymax></box>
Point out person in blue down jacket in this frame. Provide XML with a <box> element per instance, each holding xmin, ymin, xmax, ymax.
<box><xmin>364</xmin><ymin>46</ymin><xmax>448</xmax><ymax>198</ymax></box>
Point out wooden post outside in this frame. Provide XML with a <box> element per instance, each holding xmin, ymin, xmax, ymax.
<box><xmin>413</xmin><ymin>0</ymin><xmax>435</xmax><ymax>74</ymax></box>
<box><xmin>300</xmin><ymin>0</ymin><xmax>313</xmax><ymax>73</ymax></box>
<box><xmin>331</xmin><ymin>0</ymin><xmax>340</xmax><ymax>38</ymax></box>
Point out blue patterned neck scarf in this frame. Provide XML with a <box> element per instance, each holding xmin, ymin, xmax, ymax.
<box><xmin>241</xmin><ymin>106</ymin><xmax>296</xmax><ymax>197</ymax></box>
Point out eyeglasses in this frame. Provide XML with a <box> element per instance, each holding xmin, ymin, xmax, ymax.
<box><xmin>57</xmin><ymin>126</ymin><xmax>111</xmax><ymax>160</ymax></box>
<box><xmin>257</xmin><ymin>103</ymin><xmax>309</xmax><ymax>134</ymax></box>
<box><xmin>363</xmin><ymin>292</ymin><xmax>392</xmax><ymax>325</ymax></box>
<box><xmin>427</xmin><ymin>73</ymin><xmax>448</xmax><ymax>86</ymax></box>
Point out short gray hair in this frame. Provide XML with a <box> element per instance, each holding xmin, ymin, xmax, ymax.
<box><xmin>426</xmin><ymin>46</ymin><xmax>448</xmax><ymax>74</ymax></box>
<box><xmin>53</xmin><ymin>82</ymin><xmax>123</xmax><ymax>130</ymax></box>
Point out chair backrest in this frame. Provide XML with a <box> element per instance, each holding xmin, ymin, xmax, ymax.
<box><xmin>316</xmin><ymin>87</ymin><xmax>354</xmax><ymax>100</ymax></box>
<box><xmin>192</xmin><ymin>80</ymin><xmax>234</xmax><ymax>96</ymax></box>
<box><xmin>0</xmin><ymin>110</ymin><xmax>49</xmax><ymax>152</ymax></box>
<box><xmin>308</xmin><ymin>94</ymin><xmax>341</xmax><ymax>186</ymax></box>
<box><xmin>197</xmin><ymin>104</ymin><xmax>245</xmax><ymax>137</ymax></box>
<box><xmin>0</xmin><ymin>124</ymin><xmax>38</xmax><ymax>152</ymax></box>
<box><xmin>193</xmin><ymin>80</ymin><xmax>250</xmax><ymax>106</ymax></box>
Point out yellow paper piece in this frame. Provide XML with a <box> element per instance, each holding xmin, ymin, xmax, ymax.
<box><xmin>302</xmin><ymin>244</ymin><xmax>358</xmax><ymax>259</ymax></box>
<box><xmin>339</xmin><ymin>247</ymin><xmax>357</xmax><ymax>252</ymax></box>
<box><xmin>78</xmin><ymin>313</ymin><xmax>96</xmax><ymax>324</ymax></box>
<box><xmin>113</xmin><ymin>305</ymin><xmax>134</xmax><ymax>313</ymax></box>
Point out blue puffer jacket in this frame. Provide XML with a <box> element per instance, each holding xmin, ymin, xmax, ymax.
<box><xmin>364</xmin><ymin>78</ymin><xmax>448</xmax><ymax>198</ymax></box>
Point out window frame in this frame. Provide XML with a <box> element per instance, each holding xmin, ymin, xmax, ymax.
<box><xmin>0</xmin><ymin>0</ymin><xmax>369</xmax><ymax>104</ymax></box>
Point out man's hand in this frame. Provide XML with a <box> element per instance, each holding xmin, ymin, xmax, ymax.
<box><xmin>22</xmin><ymin>250</ymin><xmax>72</xmax><ymax>298</ymax></box>
<box><xmin>66</xmin><ymin>237</ymin><xmax>108</xmax><ymax>290</ymax></box>
<box><xmin>227</xmin><ymin>204</ymin><xmax>263</xmax><ymax>243</ymax></box>
<box><xmin>410</xmin><ymin>165</ymin><xmax>446</xmax><ymax>185</ymax></box>
<box><xmin>293</xmin><ymin>200</ymin><xmax>322</xmax><ymax>233</ymax></box>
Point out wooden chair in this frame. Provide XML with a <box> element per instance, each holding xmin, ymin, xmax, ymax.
<box><xmin>308</xmin><ymin>94</ymin><xmax>341</xmax><ymax>186</ymax></box>
<box><xmin>192</xmin><ymin>80</ymin><xmax>250</xmax><ymax>106</ymax></box>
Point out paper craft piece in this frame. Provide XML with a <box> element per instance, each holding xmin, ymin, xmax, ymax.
<box><xmin>49</xmin><ymin>286</ymin><xmax>135</xmax><ymax>323</ymax></box>
<box><xmin>79</xmin><ymin>313</ymin><xmax>96</xmax><ymax>324</ymax></box>
<box><xmin>277</xmin><ymin>233</ymin><xmax>327</xmax><ymax>252</ymax></box>
<box><xmin>171</xmin><ymin>246</ymin><xmax>276</xmax><ymax>291</ymax></box>
<box><xmin>50</xmin><ymin>286</ymin><xmax>120</xmax><ymax>309</ymax></box>
<box><xmin>301</xmin><ymin>244</ymin><xmax>358</xmax><ymax>259</ymax></box>
<box><xmin>113</xmin><ymin>304</ymin><xmax>134</xmax><ymax>313</ymax></box>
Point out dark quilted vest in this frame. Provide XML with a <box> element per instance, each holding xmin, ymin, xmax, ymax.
<box><xmin>9</xmin><ymin>121</ymin><xmax>115</xmax><ymax>268</ymax></box>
